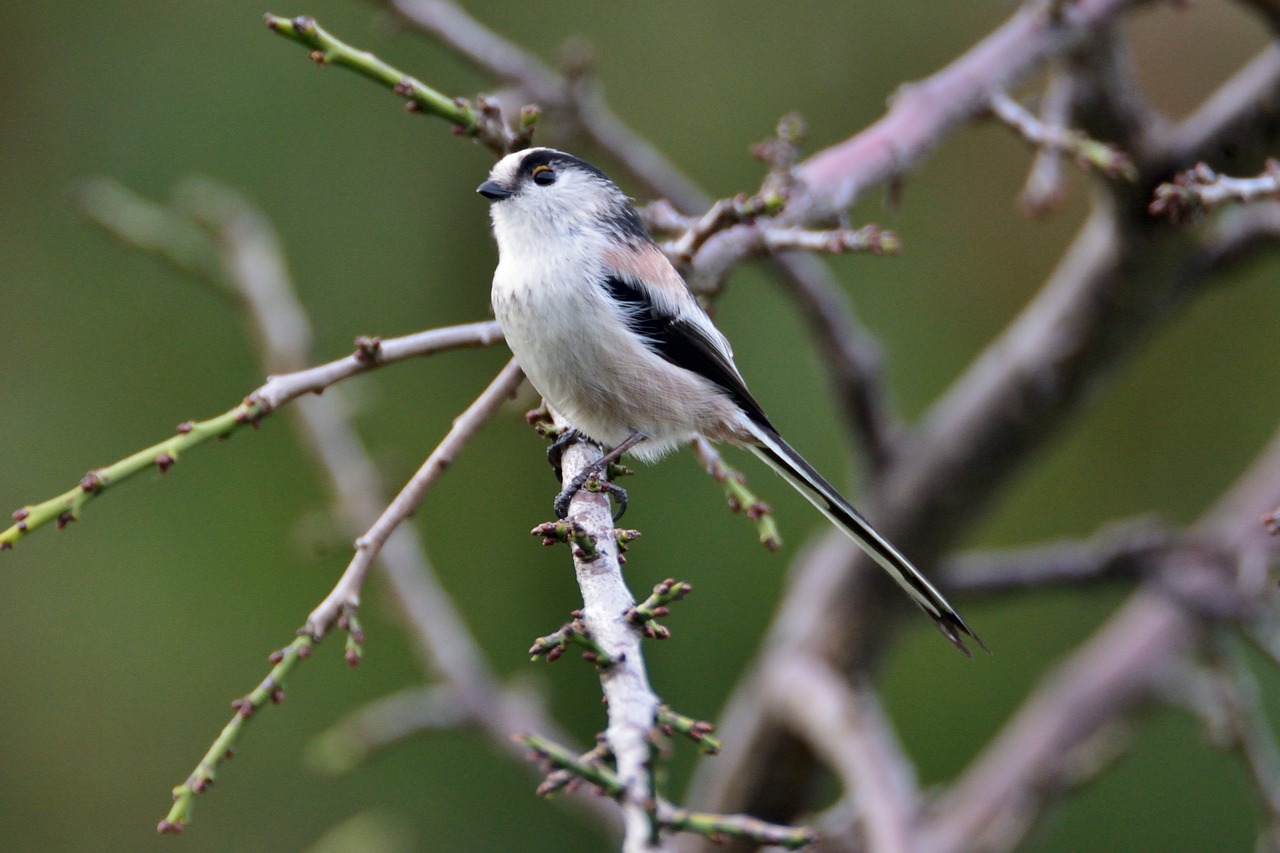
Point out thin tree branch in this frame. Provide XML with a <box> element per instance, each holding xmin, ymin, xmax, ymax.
<box><xmin>1151</xmin><ymin>160</ymin><xmax>1280</xmax><ymax>221</ymax></box>
<box><xmin>382</xmin><ymin>0</ymin><xmax>708</xmax><ymax>211</ymax></box>
<box><xmin>557</xmin><ymin>438</ymin><xmax>669</xmax><ymax>853</ymax></box>
<box><xmin>989</xmin><ymin>89</ymin><xmax>1137</xmax><ymax>180</ymax></box>
<box><xmin>1018</xmin><ymin>66</ymin><xmax>1075</xmax><ymax>216</ymax></box>
<box><xmin>1165</xmin><ymin>44</ymin><xmax>1280</xmax><ymax>170</ymax></box>
<box><xmin>655</xmin><ymin>803</ymin><xmax>816</xmax><ymax>850</ymax></box>
<box><xmin>254</xmin><ymin>323</ymin><xmax>504</xmax><ymax>409</ymax></box>
<box><xmin>0</xmin><ymin>317</ymin><xmax>501</xmax><ymax>551</ymax></box>
<box><xmin>519</xmin><ymin>735</ymin><xmax>815</xmax><ymax>849</ymax></box>
<box><xmin>302</xmin><ymin>358</ymin><xmax>525</xmax><ymax>640</ymax></box>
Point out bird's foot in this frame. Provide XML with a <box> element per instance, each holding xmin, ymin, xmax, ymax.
<box><xmin>546</xmin><ymin>428</ymin><xmax>584</xmax><ymax>483</ymax></box>
<box><xmin>553</xmin><ymin>468</ymin><xmax>629</xmax><ymax>521</ymax></box>
<box><xmin>552</xmin><ymin>432</ymin><xmax>644</xmax><ymax>520</ymax></box>
<box><xmin>552</xmin><ymin>466</ymin><xmax>627</xmax><ymax>517</ymax></box>
<box><xmin>603</xmin><ymin>481</ymin><xmax>629</xmax><ymax>521</ymax></box>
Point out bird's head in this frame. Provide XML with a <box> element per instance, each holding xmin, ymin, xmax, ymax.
<box><xmin>478</xmin><ymin>148</ymin><xmax>650</xmax><ymax>251</ymax></box>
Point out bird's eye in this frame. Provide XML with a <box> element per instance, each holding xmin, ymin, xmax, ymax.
<box><xmin>531</xmin><ymin>165</ymin><xmax>556</xmax><ymax>186</ymax></box>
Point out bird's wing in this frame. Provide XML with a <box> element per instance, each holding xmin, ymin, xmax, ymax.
<box><xmin>600</xmin><ymin>271</ymin><xmax>775</xmax><ymax>431</ymax></box>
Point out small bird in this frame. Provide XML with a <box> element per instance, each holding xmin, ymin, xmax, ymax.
<box><xmin>478</xmin><ymin>147</ymin><xmax>980</xmax><ymax>653</ymax></box>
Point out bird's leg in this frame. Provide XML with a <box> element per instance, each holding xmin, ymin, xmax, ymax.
<box><xmin>546</xmin><ymin>427</ymin><xmax>584</xmax><ymax>483</ymax></box>
<box><xmin>553</xmin><ymin>432</ymin><xmax>645</xmax><ymax>520</ymax></box>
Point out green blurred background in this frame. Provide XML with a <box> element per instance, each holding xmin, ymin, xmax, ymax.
<box><xmin>2</xmin><ymin>1</ymin><xmax>1277</xmax><ymax>850</ymax></box>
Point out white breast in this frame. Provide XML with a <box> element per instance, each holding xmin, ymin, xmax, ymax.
<box><xmin>490</xmin><ymin>229</ymin><xmax>741</xmax><ymax>461</ymax></box>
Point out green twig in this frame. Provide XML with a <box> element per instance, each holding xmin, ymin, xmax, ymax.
<box><xmin>691</xmin><ymin>438</ymin><xmax>782</xmax><ymax>551</ymax></box>
<box><xmin>338</xmin><ymin>606</ymin><xmax>365</xmax><ymax>667</ymax></box>
<box><xmin>630</xmin><ymin>578</ymin><xmax>692</xmax><ymax>618</ymax></box>
<box><xmin>534</xmin><ymin>737</ymin><xmax>613</xmax><ymax>797</ymax></box>
<box><xmin>158</xmin><ymin>635</ymin><xmax>314</xmax><ymax>834</ymax></box>
<box><xmin>531</xmin><ymin>519</ymin><xmax>599</xmax><ymax>561</ymax></box>
<box><xmin>2</xmin><ymin>403</ymin><xmax>261</xmax><ymax>551</ymax></box>
<box><xmin>1</xmin><ymin>320</ymin><xmax>501</xmax><ymax>554</ymax></box>
<box><xmin>660</xmin><ymin>807</ymin><xmax>817</xmax><ymax>850</ymax></box>
<box><xmin>264</xmin><ymin>14</ymin><xmax>534</xmax><ymax>154</ymax></box>
<box><xmin>656</xmin><ymin>705</ymin><xmax>720</xmax><ymax>756</ymax></box>
<box><xmin>613</xmin><ymin>527</ymin><xmax>642</xmax><ymax>564</ymax></box>
<box><xmin>988</xmin><ymin>90</ymin><xmax>1137</xmax><ymax>182</ymax></box>
<box><xmin>266</xmin><ymin>14</ymin><xmax>473</xmax><ymax>127</ymax></box>
<box><xmin>529</xmin><ymin>616</ymin><xmax>618</xmax><ymax>669</ymax></box>
<box><xmin>625</xmin><ymin>578</ymin><xmax>692</xmax><ymax>640</ymax></box>
<box><xmin>517</xmin><ymin>734</ymin><xmax>815</xmax><ymax>848</ymax></box>
<box><xmin>518</xmin><ymin>733</ymin><xmax>626</xmax><ymax>799</ymax></box>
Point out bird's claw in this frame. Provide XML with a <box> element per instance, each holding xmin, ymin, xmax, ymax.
<box><xmin>553</xmin><ymin>474</ymin><xmax>584</xmax><ymax>519</ymax></box>
<box><xmin>553</xmin><ymin>471</ymin><xmax>629</xmax><ymax>521</ymax></box>
<box><xmin>546</xmin><ymin>428</ymin><xmax>584</xmax><ymax>483</ymax></box>
<box><xmin>605</xmin><ymin>482</ymin><xmax>629</xmax><ymax>521</ymax></box>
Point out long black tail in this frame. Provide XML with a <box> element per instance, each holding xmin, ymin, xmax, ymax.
<box><xmin>745</xmin><ymin>421</ymin><xmax>983</xmax><ymax>655</ymax></box>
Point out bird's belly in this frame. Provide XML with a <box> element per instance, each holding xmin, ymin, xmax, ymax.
<box><xmin>493</xmin><ymin>283</ymin><xmax>735</xmax><ymax>459</ymax></box>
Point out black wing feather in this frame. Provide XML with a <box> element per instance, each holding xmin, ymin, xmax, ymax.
<box><xmin>601</xmin><ymin>275</ymin><xmax>775</xmax><ymax>431</ymax></box>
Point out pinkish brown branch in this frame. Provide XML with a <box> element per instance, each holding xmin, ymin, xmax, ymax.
<box><xmin>787</xmin><ymin>0</ymin><xmax>1146</xmax><ymax>224</ymax></box>
<box><xmin>766</xmin><ymin>658</ymin><xmax>919</xmax><ymax>853</ymax></box>
<box><xmin>1018</xmin><ymin>66</ymin><xmax>1075</xmax><ymax>216</ymax></box>
<box><xmin>939</xmin><ymin>517</ymin><xmax>1176</xmax><ymax>595</ymax></box>
<box><xmin>686</xmin><ymin>14</ymin><xmax>1280</xmax><ymax>852</ymax></box>
<box><xmin>921</xmin><ymin>417</ymin><xmax>1280</xmax><ymax>852</ymax></box>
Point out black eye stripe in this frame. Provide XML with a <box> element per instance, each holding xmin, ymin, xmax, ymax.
<box><xmin>519</xmin><ymin>149</ymin><xmax>611</xmax><ymax>184</ymax></box>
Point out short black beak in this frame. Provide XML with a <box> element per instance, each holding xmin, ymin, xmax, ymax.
<box><xmin>477</xmin><ymin>180</ymin><xmax>512</xmax><ymax>201</ymax></box>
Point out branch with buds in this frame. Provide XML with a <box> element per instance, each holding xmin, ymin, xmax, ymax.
<box><xmin>988</xmin><ymin>89</ymin><xmax>1137</xmax><ymax>181</ymax></box>
<box><xmin>265</xmin><ymin>13</ymin><xmax>536</xmax><ymax>154</ymax></box>
<box><xmin>0</xmin><ymin>320</ymin><xmax>502</xmax><ymax>552</ymax></box>
<box><xmin>1151</xmin><ymin>160</ymin><xmax>1280</xmax><ymax>221</ymax></box>
<box><xmin>516</xmin><ymin>734</ymin><xmax>816</xmax><ymax>849</ymax></box>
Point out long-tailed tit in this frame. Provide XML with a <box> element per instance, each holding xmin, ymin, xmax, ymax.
<box><xmin>479</xmin><ymin>147</ymin><xmax>979</xmax><ymax>653</ymax></box>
